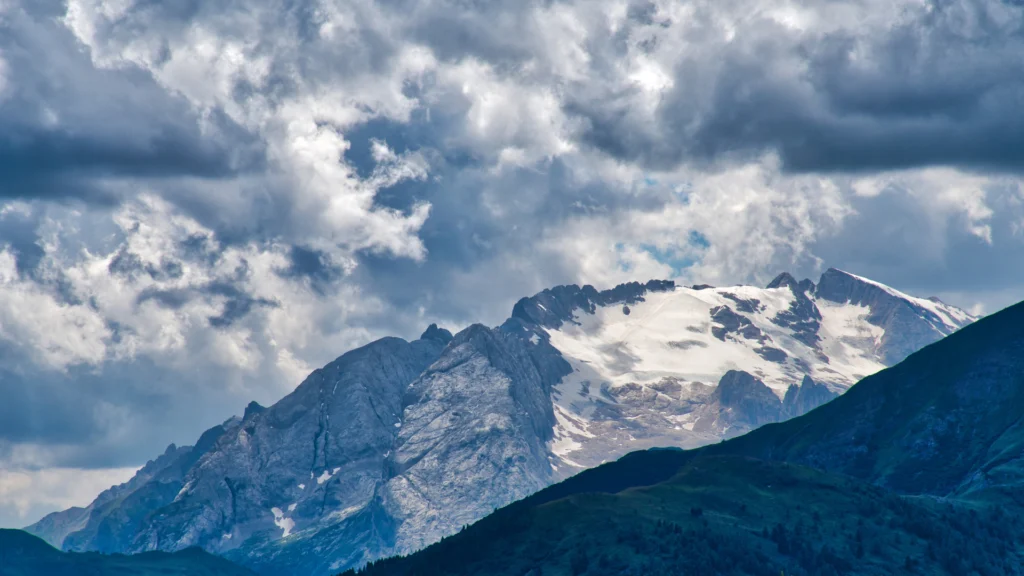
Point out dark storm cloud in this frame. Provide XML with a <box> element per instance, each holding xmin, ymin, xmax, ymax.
<box><xmin>0</xmin><ymin>2</ymin><xmax>262</xmax><ymax>201</ymax></box>
<box><xmin>276</xmin><ymin>246</ymin><xmax>345</xmax><ymax>296</ymax></box>
<box><xmin>810</xmin><ymin>185</ymin><xmax>1024</xmax><ymax>302</ymax></box>
<box><xmin>0</xmin><ymin>347</ymin><xmax>255</xmax><ymax>469</ymax></box>
<box><xmin>571</xmin><ymin>0</ymin><xmax>1024</xmax><ymax>174</ymax></box>
<box><xmin>137</xmin><ymin>279</ymin><xmax>279</xmax><ymax>328</ymax></box>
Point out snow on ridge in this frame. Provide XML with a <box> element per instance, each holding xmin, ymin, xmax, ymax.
<box><xmin>547</xmin><ymin>285</ymin><xmax>808</xmax><ymax>393</ymax></box>
<box><xmin>815</xmin><ymin>300</ymin><xmax>886</xmax><ymax>384</ymax></box>
<box><xmin>835</xmin><ymin>269</ymin><xmax>974</xmax><ymax>331</ymax></box>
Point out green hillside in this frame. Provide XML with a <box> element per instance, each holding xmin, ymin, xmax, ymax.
<box><xmin>0</xmin><ymin>529</ymin><xmax>255</xmax><ymax>576</ymax></box>
<box><xmin>345</xmin><ymin>455</ymin><xmax>1022</xmax><ymax>576</ymax></box>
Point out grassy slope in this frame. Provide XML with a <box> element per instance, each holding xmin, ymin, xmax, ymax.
<box><xmin>0</xmin><ymin>529</ymin><xmax>255</xmax><ymax>576</ymax></box>
<box><xmin>346</xmin><ymin>456</ymin><xmax>1023</xmax><ymax>576</ymax></box>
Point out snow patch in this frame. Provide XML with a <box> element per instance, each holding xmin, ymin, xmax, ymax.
<box><xmin>271</xmin><ymin>507</ymin><xmax>295</xmax><ymax>538</ymax></box>
<box><xmin>316</xmin><ymin>470</ymin><xmax>333</xmax><ymax>485</ymax></box>
<box><xmin>326</xmin><ymin>504</ymin><xmax>365</xmax><ymax>522</ymax></box>
<box><xmin>838</xmin><ymin>269</ymin><xmax>974</xmax><ymax>331</ymax></box>
<box><xmin>546</xmin><ymin>286</ymin><xmax>803</xmax><ymax>392</ymax></box>
<box><xmin>174</xmin><ymin>480</ymin><xmax>193</xmax><ymax>502</ymax></box>
<box><xmin>816</xmin><ymin>300</ymin><xmax>887</xmax><ymax>383</ymax></box>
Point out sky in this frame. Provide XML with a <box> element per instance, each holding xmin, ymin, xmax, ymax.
<box><xmin>0</xmin><ymin>0</ymin><xmax>1023</xmax><ymax>528</ymax></box>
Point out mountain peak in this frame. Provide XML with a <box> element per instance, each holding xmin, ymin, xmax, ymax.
<box><xmin>419</xmin><ymin>323</ymin><xmax>453</xmax><ymax>344</ymax></box>
<box><xmin>511</xmin><ymin>279</ymin><xmax>675</xmax><ymax>329</ymax></box>
<box><xmin>766</xmin><ymin>272</ymin><xmax>797</xmax><ymax>290</ymax></box>
<box><xmin>242</xmin><ymin>401</ymin><xmax>265</xmax><ymax>420</ymax></box>
<box><xmin>767</xmin><ymin>271</ymin><xmax>815</xmax><ymax>294</ymax></box>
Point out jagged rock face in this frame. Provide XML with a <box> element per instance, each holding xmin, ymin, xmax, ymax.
<box><xmin>782</xmin><ymin>376</ymin><xmax>838</xmax><ymax>419</ymax></box>
<box><xmin>27</xmin><ymin>269</ymin><xmax>974</xmax><ymax>576</ymax></box>
<box><xmin>382</xmin><ymin>325</ymin><xmax>566</xmax><ymax>555</ymax></box>
<box><xmin>130</xmin><ymin>336</ymin><xmax>445</xmax><ymax>560</ymax></box>
<box><xmin>688</xmin><ymin>371</ymin><xmax>837</xmax><ymax>438</ymax></box>
<box><xmin>693</xmin><ymin>370</ymin><xmax>783</xmax><ymax>435</ymax></box>
<box><xmin>511</xmin><ymin>280</ymin><xmax>675</xmax><ymax>330</ymax></box>
<box><xmin>32</xmin><ymin>324</ymin><xmax>567</xmax><ymax>576</ymax></box>
<box><xmin>56</xmin><ymin>424</ymin><xmax>234</xmax><ymax>554</ymax></box>
<box><xmin>767</xmin><ymin>272</ymin><xmax>823</xmax><ymax>351</ymax></box>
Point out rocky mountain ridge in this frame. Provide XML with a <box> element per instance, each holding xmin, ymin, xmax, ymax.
<box><xmin>27</xmin><ymin>268</ymin><xmax>975</xmax><ymax>576</ymax></box>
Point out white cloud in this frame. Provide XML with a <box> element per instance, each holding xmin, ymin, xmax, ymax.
<box><xmin>541</xmin><ymin>158</ymin><xmax>853</xmax><ymax>288</ymax></box>
<box><xmin>0</xmin><ymin>466</ymin><xmax>138</xmax><ymax>526</ymax></box>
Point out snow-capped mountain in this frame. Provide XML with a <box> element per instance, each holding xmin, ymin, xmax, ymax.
<box><xmin>534</xmin><ymin>268</ymin><xmax>973</xmax><ymax>471</ymax></box>
<box><xmin>26</xmin><ymin>268</ymin><xmax>974</xmax><ymax>576</ymax></box>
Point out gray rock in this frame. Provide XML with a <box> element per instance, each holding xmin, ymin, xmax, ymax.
<box><xmin>28</xmin><ymin>427</ymin><xmax>232</xmax><ymax>552</ymax></box>
<box><xmin>782</xmin><ymin>376</ymin><xmax>839</xmax><ymax>419</ymax></box>
<box><xmin>768</xmin><ymin>272</ymin><xmax>823</xmax><ymax>351</ymax></box>
<box><xmin>710</xmin><ymin>305</ymin><xmax>769</xmax><ymax>343</ymax></box>
<box><xmin>382</xmin><ymin>325</ymin><xmax>561</xmax><ymax>555</ymax></box>
<box><xmin>511</xmin><ymin>280</ymin><xmax>675</xmax><ymax>329</ymax></box>
<box><xmin>130</xmin><ymin>335</ymin><xmax>445</xmax><ymax>569</ymax></box>
<box><xmin>692</xmin><ymin>371</ymin><xmax>782</xmax><ymax>437</ymax></box>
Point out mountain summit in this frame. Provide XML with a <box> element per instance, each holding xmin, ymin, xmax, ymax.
<box><xmin>27</xmin><ymin>269</ymin><xmax>974</xmax><ymax>575</ymax></box>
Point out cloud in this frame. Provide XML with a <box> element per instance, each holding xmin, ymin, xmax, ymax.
<box><xmin>561</xmin><ymin>0</ymin><xmax>1024</xmax><ymax>173</ymax></box>
<box><xmin>1</xmin><ymin>0</ymin><xmax>1024</xmax><ymax>527</ymax></box>
<box><xmin>0</xmin><ymin>466</ymin><xmax>138</xmax><ymax>529</ymax></box>
<box><xmin>0</xmin><ymin>1</ymin><xmax>261</xmax><ymax>202</ymax></box>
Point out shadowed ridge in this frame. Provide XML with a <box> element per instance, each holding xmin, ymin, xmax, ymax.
<box><xmin>712</xmin><ymin>298</ymin><xmax>1024</xmax><ymax>496</ymax></box>
<box><xmin>510</xmin><ymin>279</ymin><xmax>675</xmax><ymax>329</ymax></box>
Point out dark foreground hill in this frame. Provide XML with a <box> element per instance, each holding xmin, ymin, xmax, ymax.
<box><xmin>0</xmin><ymin>529</ymin><xmax>255</xmax><ymax>576</ymax></box>
<box><xmin>343</xmin><ymin>300</ymin><xmax>1024</xmax><ymax>576</ymax></box>
<box><xmin>346</xmin><ymin>455</ymin><xmax>1021</xmax><ymax>576</ymax></box>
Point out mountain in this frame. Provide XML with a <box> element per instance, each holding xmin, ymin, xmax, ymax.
<box><xmin>0</xmin><ymin>529</ymin><xmax>254</xmax><ymax>576</ymax></box>
<box><xmin>537</xmin><ymin>269</ymin><xmax>971</xmax><ymax>472</ymax></box>
<box><xmin>344</xmin><ymin>299</ymin><xmax>1024</xmax><ymax>576</ymax></box>
<box><xmin>26</xmin><ymin>268</ymin><xmax>975</xmax><ymax>575</ymax></box>
<box><xmin>36</xmin><ymin>421</ymin><xmax>238</xmax><ymax>552</ymax></box>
